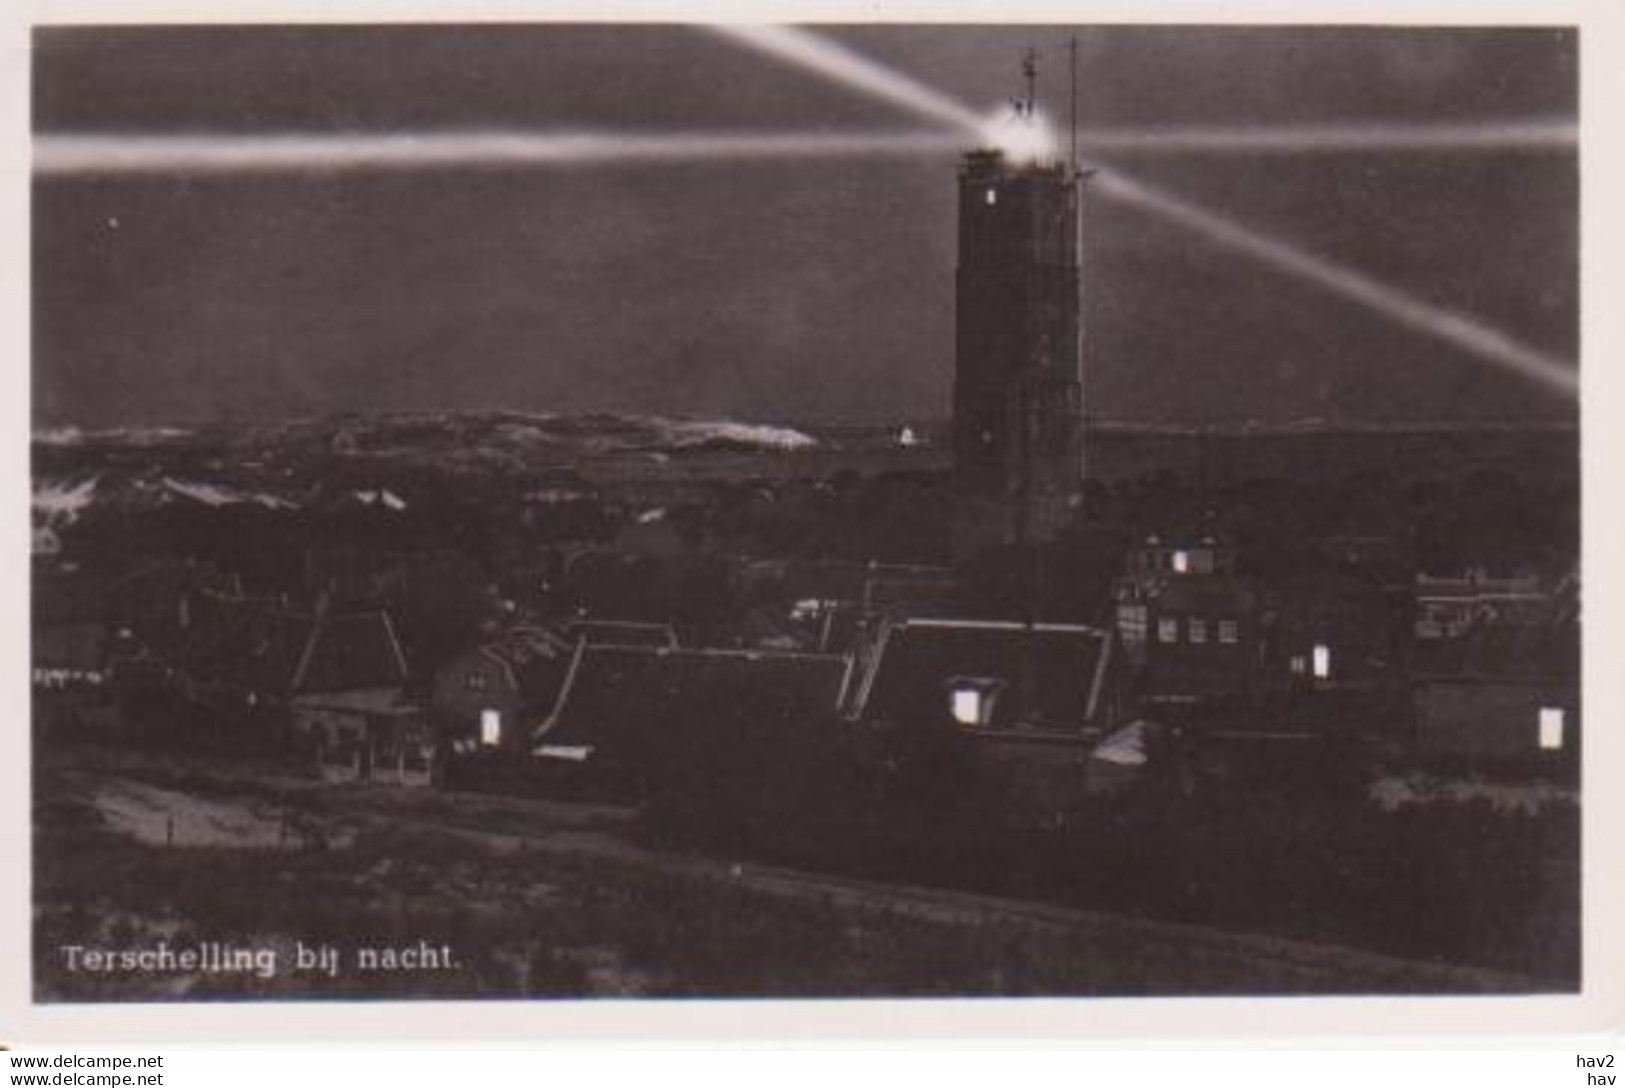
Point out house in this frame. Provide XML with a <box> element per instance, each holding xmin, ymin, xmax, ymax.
<box><xmin>847</xmin><ymin>617</ymin><xmax>1131</xmax><ymax>812</ymax></box>
<box><xmin>530</xmin><ymin>645</ymin><xmax>854</xmax><ymax>798</ymax></box>
<box><xmin>1414</xmin><ymin>570</ymin><xmax>1549</xmax><ymax>640</ymax></box>
<box><xmin>33</xmin><ymin>615</ymin><xmax>121</xmax><ymax>735</ymax></box>
<box><xmin>178</xmin><ymin>598</ymin><xmax>427</xmax><ymax>782</ymax></box>
<box><xmin>1125</xmin><ymin>530</ymin><xmax>1236</xmax><ymax>578</ymax></box>
<box><xmin>431</xmin><ymin>626</ymin><xmax>578</xmax><ymax>756</ymax></box>
<box><xmin>33</xmin><ymin>619</ymin><xmax>110</xmax><ymax>690</ymax></box>
<box><xmin>32</xmin><ymin>567</ymin><xmax>147</xmax><ymax>735</ymax></box>
<box><xmin>1412</xmin><ymin>618</ymin><xmax>1579</xmax><ymax>771</ymax></box>
<box><xmin>1115</xmin><ymin>572</ymin><xmax>1259</xmax><ymax>670</ymax></box>
<box><xmin>35</xmin><ymin>568</ymin><xmax>110</xmax><ymax>683</ymax></box>
<box><xmin>1133</xmin><ymin>576</ymin><xmax>1264</xmax><ymax>710</ymax></box>
<box><xmin>288</xmin><ymin>610</ymin><xmax>428</xmax><ymax>784</ymax></box>
<box><xmin>32</xmin><ymin>562</ymin><xmax>251</xmax><ymax>739</ymax></box>
<box><xmin>1248</xmin><ymin>572</ymin><xmax>1409</xmax><ymax>735</ymax></box>
<box><xmin>1115</xmin><ymin>527</ymin><xmax>1240</xmax><ymax>665</ymax></box>
<box><xmin>849</xmin><ymin>617</ymin><xmax>1120</xmax><ymax>733</ymax></box>
<box><xmin>1116</xmin><ymin>566</ymin><xmax>1408</xmax><ymax>747</ymax></box>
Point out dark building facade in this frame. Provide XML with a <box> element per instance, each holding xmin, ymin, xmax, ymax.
<box><xmin>952</xmin><ymin>145</ymin><xmax>1087</xmax><ymax>561</ymax></box>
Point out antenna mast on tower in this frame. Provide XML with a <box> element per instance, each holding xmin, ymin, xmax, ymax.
<box><xmin>1069</xmin><ymin>36</ymin><xmax>1079</xmax><ymax>174</ymax></box>
<box><xmin>1020</xmin><ymin>47</ymin><xmax>1038</xmax><ymax>117</ymax></box>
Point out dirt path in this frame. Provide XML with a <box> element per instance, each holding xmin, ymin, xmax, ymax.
<box><xmin>91</xmin><ymin>779</ymin><xmax>295</xmax><ymax>850</ymax></box>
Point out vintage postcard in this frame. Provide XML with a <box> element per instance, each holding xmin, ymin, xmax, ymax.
<box><xmin>7</xmin><ymin>1</ymin><xmax>1623</xmax><ymax>1044</ymax></box>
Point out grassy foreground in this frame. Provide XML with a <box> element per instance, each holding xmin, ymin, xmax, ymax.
<box><xmin>33</xmin><ymin>742</ymin><xmax>1557</xmax><ymax>1001</ymax></box>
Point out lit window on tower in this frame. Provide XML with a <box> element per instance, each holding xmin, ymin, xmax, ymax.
<box><xmin>1172</xmin><ymin>550</ymin><xmax>1190</xmax><ymax>573</ymax></box>
<box><xmin>1313</xmin><ymin>644</ymin><xmax>1331</xmax><ymax>679</ymax></box>
<box><xmin>480</xmin><ymin>708</ymin><xmax>502</xmax><ymax>747</ymax></box>
<box><xmin>985</xmin><ymin>189</ymin><xmax>997</xmax><ymax>206</ymax></box>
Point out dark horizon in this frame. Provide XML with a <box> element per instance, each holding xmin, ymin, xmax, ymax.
<box><xmin>29</xmin><ymin>404</ymin><xmax>1585</xmax><ymax>438</ymax></box>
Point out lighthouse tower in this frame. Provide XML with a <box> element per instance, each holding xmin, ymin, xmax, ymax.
<box><xmin>951</xmin><ymin>54</ymin><xmax>1088</xmax><ymax>562</ymax></box>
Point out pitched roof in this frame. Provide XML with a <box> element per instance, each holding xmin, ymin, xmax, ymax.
<box><xmin>1134</xmin><ymin>518</ymin><xmax>1234</xmax><ymax>550</ymax></box>
<box><xmin>180</xmin><ymin>600</ymin><xmax>313</xmax><ymax>694</ymax></box>
<box><xmin>470</xmin><ymin>626</ymin><xmax>577</xmax><ymax>706</ymax></box>
<box><xmin>181</xmin><ymin>598</ymin><xmax>407</xmax><ymax>696</ymax></box>
<box><xmin>559</xmin><ymin>618</ymin><xmax>678</xmax><ymax>650</ymax></box>
<box><xmin>851</xmin><ymin>618</ymin><xmax>1114</xmax><ymax>731</ymax></box>
<box><xmin>292</xmin><ymin>612</ymin><xmax>409</xmax><ymax>695</ymax></box>
<box><xmin>1416</xmin><ymin>574</ymin><xmax>1547</xmax><ymax>602</ymax></box>
<box><xmin>537</xmin><ymin>646</ymin><xmax>852</xmax><ymax>753</ymax></box>
<box><xmin>862</xmin><ymin>570</ymin><xmax>960</xmax><ymax>615</ymax></box>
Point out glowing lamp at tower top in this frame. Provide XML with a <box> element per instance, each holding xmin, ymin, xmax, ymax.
<box><xmin>978</xmin><ymin>106</ymin><xmax>1059</xmax><ymax>165</ymax></box>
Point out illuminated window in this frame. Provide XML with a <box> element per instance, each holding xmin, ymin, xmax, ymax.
<box><xmin>1539</xmin><ymin>707</ymin><xmax>1565</xmax><ymax>750</ymax></box>
<box><xmin>1158</xmin><ymin>618</ymin><xmax>1180</xmax><ymax>644</ymax></box>
<box><xmin>1312</xmin><ymin>644</ymin><xmax>1331</xmax><ymax>679</ymax></box>
<box><xmin>1218</xmin><ymin>619</ymin><xmax>1239</xmax><ymax>644</ymax></box>
<box><xmin>536</xmin><ymin>745</ymin><xmax>592</xmax><ymax>762</ymax></box>
<box><xmin>949</xmin><ymin>678</ymin><xmax>1002</xmax><ymax>728</ymax></box>
<box><xmin>466</xmin><ymin>672</ymin><xmax>487</xmax><ymax>692</ymax></box>
<box><xmin>1188</xmin><ymin>618</ymin><xmax>1207</xmax><ymax>644</ymax></box>
<box><xmin>1289</xmin><ymin>655</ymin><xmax>1306</xmax><ymax>675</ymax></box>
<box><xmin>480</xmin><ymin>708</ymin><xmax>502</xmax><ymax>747</ymax></box>
<box><xmin>985</xmin><ymin>189</ymin><xmax>997</xmax><ymax>206</ymax></box>
<box><xmin>1172</xmin><ymin>550</ymin><xmax>1190</xmax><ymax>574</ymax></box>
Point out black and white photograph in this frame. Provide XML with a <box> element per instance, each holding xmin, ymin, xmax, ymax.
<box><xmin>23</xmin><ymin>16</ymin><xmax>1597</xmax><ymax>1013</ymax></box>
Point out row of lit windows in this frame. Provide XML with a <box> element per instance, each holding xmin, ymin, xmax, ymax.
<box><xmin>1156</xmin><ymin>617</ymin><xmax>1239</xmax><ymax>645</ymax></box>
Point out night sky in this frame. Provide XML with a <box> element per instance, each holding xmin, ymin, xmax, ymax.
<box><xmin>32</xmin><ymin>24</ymin><xmax>1578</xmax><ymax>428</ymax></box>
